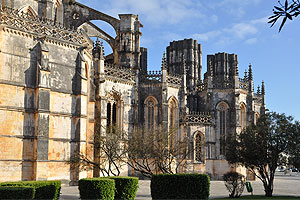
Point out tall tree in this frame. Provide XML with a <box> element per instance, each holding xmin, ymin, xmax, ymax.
<box><xmin>269</xmin><ymin>0</ymin><xmax>300</xmax><ymax>31</ymax></box>
<box><xmin>226</xmin><ymin>112</ymin><xmax>297</xmax><ymax>197</ymax></box>
<box><xmin>288</xmin><ymin>121</ymin><xmax>300</xmax><ymax>169</ymax></box>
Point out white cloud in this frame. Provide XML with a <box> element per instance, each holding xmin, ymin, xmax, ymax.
<box><xmin>97</xmin><ymin>0</ymin><xmax>206</xmax><ymax>26</ymax></box>
<box><xmin>245</xmin><ymin>37</ymin><xmax>258</xmax><ymax>45</ymax></box>
<box><xmin>211</xmin><ymin>15</ymin><xmax>218</xmax><ymax>23</ymax></box>
<box><xmin>227</xmin><ymin>23</ymin><xmax>258</xmax><ymax>39</ymax></box>
<box><xmin>209</xmin><ymin>0</ymin><xmax>262</xmax><ymax>18</ymax></box>
<box><xmin>192</xmin><ymin>16</ymin><xmax>268</xmax><ymax>45</ymax></box>
<box><xmin>193</xmin><ymin>31</ymin><xmax>222</xmax><ymax>41</ymax></box>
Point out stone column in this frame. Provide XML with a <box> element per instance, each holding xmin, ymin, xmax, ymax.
<box><xmin>34</xmin><ymin>39</ymin><xmax>51</xmax><ymax>180</ymax></box>
<box><xmin>70</xmin><ymin>46</ymin><xmax>89</xmax><ymax>183</ymax></box>
<box><xmin>38</xmin><ymin>0</ymin><xmax>54</xmax><ymax>19</ymax></box>
<box><xmin>93</xmin><ymin>40</ymin><xmax>105</xmax><ymax>177</ymax></box>
<box><xmin>161</xmin><ymin>53</ymin><xmax>168</xmax><ymax>133</ymax></box>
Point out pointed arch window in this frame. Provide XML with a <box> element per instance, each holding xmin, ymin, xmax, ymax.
<box><xmin>240</xmin><ymin>103</ymin><xmax>247</xmax><ymax>131</ymax></box>
<box><xmin>144</xmin><ymin>96</ymin><xmax>158</xmax><ymax>131</ymax></box>
<box><xmin>217</xmin><ymin>102</ymin><xmax>229</xmax><ymax>156</ymax></box>
<box><xmin>18</xmin><ymin>6</ymin><xmax>38</xmax><ymax>19</ymax></box>
<box><xmin>194</xmin><ymin>132</ymin><xmax>204</xmax><ymax>162</ymax></box>
<box><xmin>168</xmin><ymin>97</ymin><xmax>178</xmax><ymax>130</ymax></box>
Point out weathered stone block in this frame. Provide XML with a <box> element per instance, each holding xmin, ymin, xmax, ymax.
<box><xmin>0</xmin><ymin>161</ymin><xmax>22</xmax><ymax>182</ymax></box>
<box><xmin>0</xmin><ymin>137</ymin><xmax>23</xmax><ymax>160</ymax></box>
<box><xmin>0</xmin><ymin>110</ymin><xmax>24</xmax><ymax>136</ymax></box>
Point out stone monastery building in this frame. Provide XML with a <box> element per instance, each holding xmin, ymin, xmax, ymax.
<box><xmin>0</xmin><ymin>0</ymin><xmax>266</xmax><ymax>184</ymax></box>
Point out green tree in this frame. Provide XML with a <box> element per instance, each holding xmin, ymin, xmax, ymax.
<box><xmin>226</xmin><ymin>112</ymin><xmax>297</xmax><ymax>197</ymax></box>
<box><xmin>269</xmin><ymin>0</ymin><xmax>300</xmax><ymax>31</ymax></box>
<box><xmin>288</xmin><ymin>121</ymin><xmax>300</xmax><ymax>169</ymax></box>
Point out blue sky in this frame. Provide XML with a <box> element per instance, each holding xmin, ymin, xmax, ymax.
<box><xmin>78</xmin><ymin>0</ymin><xmax>300</xmax><ymax>121</ymax></box>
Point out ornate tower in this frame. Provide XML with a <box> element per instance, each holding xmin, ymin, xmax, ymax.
<box><xmin>118</xmin><ymin>14</ymin><xmax>143</xmax><ymax>69</ymax></box>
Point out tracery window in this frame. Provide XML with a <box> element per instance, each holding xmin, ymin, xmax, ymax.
<box><xmin>107</xmin><ymin>92</ymin><xmax>122</xmax><ymax>132</ymax></box>
<box><xmin>217</xmin><ymin>102</ymin><xmax>229</xmax><ymax>156</ymax></box>
<box><xmin>194</xmin><ymin>132</ymin><xmax>204</xmax><ymax>162</ymax></box>
<box><xmin>144</xmin><ymin>96</ymin><xmax>158</xmax><ymax>131</ymax></box>
<box><xmin>240</xmin><ymin>103</ymin><xmax>247</xmax><ymax>131</ymax></box>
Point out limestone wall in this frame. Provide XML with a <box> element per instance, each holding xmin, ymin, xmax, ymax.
<box><xmin>0</xmin><ymin>10</ymin><xmax>93</xmax><ymax>183</ymax></box>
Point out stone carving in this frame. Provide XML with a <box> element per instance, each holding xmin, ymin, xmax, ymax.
<box><xmin>104</xmin><ymin>63</ymin><xmax>135</xmax><ymax>83</ymax></box>
<box><xmin>186</xmin><ymin>112</ymin><xmax>213</xmax><ymax>125</ymax></box>
<box><xmin>239</xmin><ymin>78</ymin><xmax>249</xmax><ymax>90</ymax></box>
<box><xmin>145</xmin><ymin>70</ymin><xmax>162</xmax><ymax>82</ymax></box>
<box><xmin>167</xmin><ymin>74</ymin><xmax>181</xmax><ymax>86</ymax></box>
<box><xmin>0</xmin><ymin>6</ymin><xmax>85</xmax><ymax>45</ymax></box>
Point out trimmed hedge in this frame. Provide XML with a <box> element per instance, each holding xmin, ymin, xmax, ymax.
<box><xmin>79</xmin><ymin>178</ymin><xmax>115</xmax><ymax>200</ymax></box>
<box><xmin>0</xmin><ymin>186</ymin><xmax>35</xmax><ymax>199</ymax></box>
<box><xmin>151</xmin><ymin>174</ymin><xmax>210</xmax><ymax>199</ymax></box>
<box><xmin>0</xmin><ymin>180</ymin><xmax>61</xmax><ymax>200</ymax></box>
<box><xmin>109</xmin><ymin>176</ymin><xmax>139</xmax><ymax>200</ymax></box>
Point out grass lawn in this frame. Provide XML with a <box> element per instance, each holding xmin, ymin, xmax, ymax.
<box><xmin>214</xmin><ymin>195</ymin><xmax>300</xmax><ymax>199</ymax></box>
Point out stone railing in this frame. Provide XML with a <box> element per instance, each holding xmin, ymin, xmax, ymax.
<box><xmin>167</xmin><ymin>74</ymin><xmax>181</xmax><ymax>86</ymax></box>
<box><xmin>145</xmin><ymin>70</ymin><xmax>162</xmax><ymax>82</ymax></box>
<box><xmin>238</xmin><ymin>78</ymin><xmax>249</xmax><ymax>90</ymax></box>
<box><xmin>104</xmin><ymin>64</ymin><xmax>135</xmax><ymax>83</ymax></box>
<box><xmin>185</xmin><ymin>112</ymin><xmax>213</xmax><ymax>125</ymax></box>
<box><xmin>0</xmin><ymin>6</ymin><xmax>85</xmax><ymax>44</ymax></box>
<box><xmin>213</xmin><ymin>78</ymin><xmax>234</xmax><ymax>89</ymax></box>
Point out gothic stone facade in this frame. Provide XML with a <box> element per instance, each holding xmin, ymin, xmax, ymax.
<box><xmin>0</xmin><ymin>0</ymin><xmax>265</xmax><ymax>183</ymax></box>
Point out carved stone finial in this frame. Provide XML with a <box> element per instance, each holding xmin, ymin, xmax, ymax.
<box><xmin>93</xmin><ymin>38</ymin><xmax>104</xmax><ymax>60</ymax></box>
<box><xmin>257</xmin><ymin>85</ymin><xmax>261</xmax><ymax>95</ymax></box>
<box><xmin>100</xmin><ymin>40</ymin><xmax>104</xmax><ymax>59</ymax></box>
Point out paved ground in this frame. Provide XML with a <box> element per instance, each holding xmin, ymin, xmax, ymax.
<box><xmin>60</xmin><ymin>172</ymin><xmax>300</xmax><ymax>199</ymax></box>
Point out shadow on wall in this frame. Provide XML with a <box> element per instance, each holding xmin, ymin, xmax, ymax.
<box><xmin>22</xmin><ymin>41</ymin><xmax>39</xmax><ymax>181</ymax></box>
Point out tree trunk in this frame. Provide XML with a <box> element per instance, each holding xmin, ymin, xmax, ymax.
<box><xmin>264</xmin><ymin>183</ymin><xmax>273</xmax><ymax>197</ymax></box>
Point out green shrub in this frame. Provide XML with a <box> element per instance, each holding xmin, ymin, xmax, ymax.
<box><xmin>0</xmin><ymin>180</ymin><xmax>61</xmax><ymax>200</ymax></box>
<box><xmin>223</xmin><ymin>171</ymin><xmax>245</xmax><ymax>198</ymax></box>
<box><xmin>0</xmin><ymin>186</ymin><xmax>35</xmax><ymax>199</ymax></box>
<box><xmin>109</xmin><ymin>176</ymin><xmax>139</xmax><ymax>200</ymax></box>
<box><xmin>78</xmin><ymin>178</ymin><xmax>115</xmax><ymax>200</ymax></box>
<box><xmin>151</xmin><ymin>174</ymin><xmax>210</xmax><ymax>199</ymax></box>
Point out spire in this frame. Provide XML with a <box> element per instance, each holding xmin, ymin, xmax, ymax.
<box><xmin>257</xmin><ymin>85</ymin><xmax>261</xmax><ymax>95</ymax></box>
<box><xmin>261</xmin><ymin>81</ymin><xmax>265</xmax><ymax>95</ymax></box>
<box><xmin>161</xmin><ymin>51</ymin><xmax>167</xmax><ymax>70</ymax></box>
<box><xmin>244</xmin><ymin>70</ymin><xmax>247</xmax><ymax>81</ymax></box>
<box><xmin>248</xmin><ymin>64</ymin><xmax>253</xmax><ymax>81</ymax></box>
